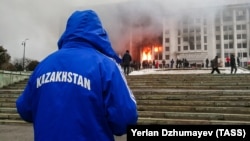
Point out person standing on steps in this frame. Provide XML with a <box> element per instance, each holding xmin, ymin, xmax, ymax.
<box><xmin>206</xmin><ymin>58</ymin><xmax>209</xmax><ymax>68</ymax></box>
<box><xmin>230</xmin><ymin>54</ymin><xmax>237</xmax><ymax>74</ymax></box>
<box><xmin>211</xmin><ymin>56</ymin><xmax>221</xmax><ymax>74</ymax></box>
<box><xmin>16</xmin><ymin>9</ymin><xmax>138</xmax><ymax>141</ymax></box>
<box><xmin>237</xmin><ymin>56</ymin><xmax>240</xmax><ymax>67</ymax></box>
<box><xmin>122</xmin><ymin>50</ymin><xmax>132</xmax><ymax>75</ymax></box>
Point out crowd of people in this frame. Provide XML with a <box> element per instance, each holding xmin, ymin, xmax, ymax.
<box><xmin>120</xmin><ymin>53</ymin><xmax>241</xmax><ymax>75</ymax></box>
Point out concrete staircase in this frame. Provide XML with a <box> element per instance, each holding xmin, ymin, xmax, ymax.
<box><xmin>126</xmin><ymin>73</ymin><xmax>250</xmax><ymax>125</ymax></box>
<box><xmin>0</xmin><ymin>79</ymin><xmax>28</xmax><ymax>125</ymax></box>
<box><xmin>1</xmin><ymin>73</ymin><xmax>250</xmax><ymax>125</ymax></box>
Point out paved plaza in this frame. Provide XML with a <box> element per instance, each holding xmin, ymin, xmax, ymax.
<box><xmin>0</xmin><ymin>124</ymin><xmax>126</xmax><ymax>141</ymax></box>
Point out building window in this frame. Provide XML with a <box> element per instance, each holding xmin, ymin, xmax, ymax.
<box><xmin>243</xmin><ymin>43</ymin><xmax>247</xmax><ymax>48</ymax></box>
<box><xmin>223</xmin><ymin>10</ymin><xmax>233</xmax><ymax>21</ymax></box>
<box><xmin>224</xmin><ymin>44</ymin><xmax>228</xmax><ymax>49</ymax></box>
<box><xmin>183</xmin><ymin>37</ymin><xmax>188</xmax><ymax>42</ymax></box>
<box><xmin>236</xmin><ymin>10</ymin><xmax>246</xmax><ymax>21</ymax></box>
<box><xmin>237</xmin><ymin>34</ymin><xmax>241</xmax><ymax>39</ymax></box>
<box><xmin>237</xmin><ymin>25</ymin><xmax>241</xmax><ymax>30</ymax></box>
<box><xmin>204</xmin><ymin>45</ymin><xmax>207</xmax><ymax>50</ymax></box>
<box><xmin>178</xmin><ymin>46</ymin><xmax>181</xmax><ymax>51</ymax></box>
<box><xmin>242</xmin><ymin>34</ymin><xmax>247</xmax><ymax>39</ymax></box>
<box><xmin>196</xmin><ymin>44</ymin><xmax>201</xmax><ymax>50</ymax></box>
<box><xmin>204</xmin><ymin>36</ymin><xmax>207</xmax><ymax>43</ymax></box>
<box><xmin>184</xmin><ymin>46</ymin><xmax>188</xmax><ymax>50</ymax></box>
<box><xmin>243</xmin><ymin>52</ymin><xmax>247</xmax><ymax>57</ymax></box>
<box><xmin>228</xmin><ymin>25</ymin><xmax>233</xmax><ymax>31</ymax></box>
<box><xmin>165</xmin><ymin>55</ymin><xmax>170</xmax><ymax>60</ymax></box>
<box><xmin>216</xmin><ymin>44</ymin><xmax>220</xmax><ymax>49</ymax></box>
<box><xmin>165</xmin><ymin>38</ymin><xmax>169</xmax><ymax>42</ymax></box>
<box><xmin>178</xmin><ymin>38</ymin><xmax>181</xmax><ymax>44</ymax></box>
<box><xmin>190</xmin><ymin>44</ymin><xmax>194</xmax><ymax>50</ymax></box>
<box><xmin>224</xmin><ymin>34</ymin><xmax>228</xmax><ymax>40</ymax></box>
<box><xmin>237</xmin><ymin>43</ymin><xmax>242</xmax><ymax>48</ymax></box>
<box><xmin>216</xmin><ymin>26</ymin><xmax>220</xmax><ymax>31</ymax></box>
<box><xmin>229</xmin><ymin>42</ymin><xmax>233</xmax><ymax>48</ymax></box>
<box><xmin>242</xmin><ymin>24</ymin><xmax>246</xmax><ymax>30</ymax></box>
<box><xmin>223</xmin><ymin>26</ymin><xmax>227</xmax><ymax>31</ymax></box>
<box><xmin>216</xmin><ymin>35</ymin><xmax>220</xmax><ymax>40</ymax></box>
<box><xmin>229</xmin><ymin>35</ymin><xmax>233</xmax><ymax>40</ymax></box>
<box><xmin>196</xmin><ymin>36</ymin><xmax>201</xmax><ymax>41</ymax></box>
<box><xmin>165</xmin><ymin>46</ymin><xmax>169</xmax><ymax>51</ymax></box>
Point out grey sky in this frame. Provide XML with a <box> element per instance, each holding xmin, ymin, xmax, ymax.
<box><xmin>0</xmin><ymin>0</ymin><xmax>249</xmax><ymax>62</ymax></box>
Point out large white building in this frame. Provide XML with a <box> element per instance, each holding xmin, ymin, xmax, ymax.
<box><xmin>161</xmin><ymin>2</ymin><xmax>250</xmax><ymax>68</ymax></box>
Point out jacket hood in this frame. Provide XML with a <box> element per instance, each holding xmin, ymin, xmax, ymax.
<box><xmin>57</xmin><ymin>10</ymin><xmax>121</xmax><ymax>63</ymax></box>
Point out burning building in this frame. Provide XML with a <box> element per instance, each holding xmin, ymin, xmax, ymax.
<box><xmin>92</xmin><ymin>0</ymin><xmax>250</xmax><ymax>68</ymax></box>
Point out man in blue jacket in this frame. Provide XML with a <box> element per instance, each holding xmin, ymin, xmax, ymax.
<box><xmin>16</xmin><ymin>10</ymin><xmax>138</xmax><ymax>141</ymax></box>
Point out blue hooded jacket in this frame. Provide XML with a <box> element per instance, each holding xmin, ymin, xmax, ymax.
<box><xmin>16</xmin><ymin>10</ymin><xmax>138</xmax><ymax>141</ymax></box>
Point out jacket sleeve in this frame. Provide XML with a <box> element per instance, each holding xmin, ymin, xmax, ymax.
<box><xmin>16</xmin><ymin>80</ymin><xmax>34</xmax><ymax>123</ymax></box>
<box><xmin>103</xmin><ymin>63</ymin><xmax>138</xmax><ymax>136</ymax></box>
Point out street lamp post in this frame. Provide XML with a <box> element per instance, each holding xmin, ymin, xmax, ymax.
<box><xmin>22</xmin><ymin>39</ymin><xmax>28</xmax><ymax>71</ymax></box>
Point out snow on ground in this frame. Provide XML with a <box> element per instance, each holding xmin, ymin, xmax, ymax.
<box><xmin>129</xmin><ymin>67</ymin><xmax>250</xmax><ymax>75</ymax></box>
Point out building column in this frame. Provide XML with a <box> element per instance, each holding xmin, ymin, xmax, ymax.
<box><xmin>233</xmin><ymin>9</ymin><xmax>238</xmax><ymax>60</ymax></box>
<box><xmin>246</xmin><ymin>8</ymin><xmax>250</xmax><ymax>64</ymax></box>
<box><xmin>218</xmin><ymin>10</ymin><xmax>225</xmax><ymax>67</ymax></box>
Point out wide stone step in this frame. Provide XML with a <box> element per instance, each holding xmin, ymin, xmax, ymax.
<box><xmin>130</xmin><ymin>85</ymin><xmax>250</xmax><ymax>90</ymax></box>
<box><xmin>0</xmin><ymin>108</ymin><xmax>17</xmax><ymax>114</ymax></box>
<box><xmin>128</xmin><ymin>82</ymin><xmax>250</xmax><ymax>87</ymax></box>
<box><xmin>0</xmin><ymin>90</ymin><xmax>23</xmax><ymax>94</ymax></box>
<box><xmin>0</xmin><ymin>102</ymin><xmax>16</xmax><ymax>108</ymax></box>
<box><xmin>0</xmin><ymin>113</ymin><xmax>21</xmax><ymax>120</ymax></box>
<box><xmin>137</xmin><ymin>105</ymin><xmax>250</xmax><ymax>114</ymax></box>
<box><xmin>0</xmin><ymin>119</ymin><xmax>29</xmax><ymax>125</ymax></box>
<box><xmin>137</xmin><ymin>117</ymin><xmax>250</xmax><ymax>125</ymax></box>
<box><xmin>132</xmin><ymin>89</ymin><xmax>250</xmax><ymax>95</ymax></box>
<box><xmin>137</xmin><ymin>100</ymin><xmax>250</xmax><ymax>107</ymax></box>
<box><xmin>138</xmin><ymin>111</ymin><xmax>250</xmax><ymax>121</ymax></box>
<box><xmin>0</xmin><ymin>94</ymin><xmax>19</xmax><ymax>98</ymax></box>
<box><xmin>135</xmin><ymin>95</ymin><xmax>250</xmax><ymax>101</ymax></box>
<box><xmin>126</xmin><ymin>73</ymin><xmax>250</xmax><ymax>79</ymax></box>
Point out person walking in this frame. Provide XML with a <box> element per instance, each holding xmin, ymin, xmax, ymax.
<box><xmin>230</xmin><ymin>54</ymin><xmax>237</xmax><ymax>74</ymax></box>
<box><xmin>206</xmin><ymin>58</ymin><xmax>209</xmax><ymax>68</ymax></box>
<box><xmin>16</xmin><ymin>10</ymin><xmax>138</xmax><ymax>141</ymax></box>
<box><xmin>237</xmin><ymin>56</ymin><xmax>240</xmax><ymax>67</ymax></box>
<box><xmin>226</xmin><ymin>56</ymin><xmax>230</xmax><ymax>67</ymax></box>
<box><xmin>122</xmin><ymin>50</ymin><xmax>132</xmax><ymax>75</ymax></box>
<box><xmin>211</xmin><ymin>56</ymin><xmax>221</xmax><ymax>74</ymax></box>
<box><xmin>170</xmin><ymin>59</ymin><xmax>174</xmax><ymax>68</ymax></box>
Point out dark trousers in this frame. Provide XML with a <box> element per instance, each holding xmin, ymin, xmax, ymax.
<box><xmin>124</xmin><ymin>65</ymin><xmax>130</xmax><ymax>75</ymax></box>
<box><xmin>231</xmin><ymin>66</ymin><xmax>237</xmax><ymax>74</ymax></box>
<box><xmin>211</xmin><ymin>67</ymin><xmax>220</xmax><ymax>74</ymax></box>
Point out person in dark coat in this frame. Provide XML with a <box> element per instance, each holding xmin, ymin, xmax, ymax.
<box><xmin>237</xmin><ymin>57</ymin><xmax>240</xmax><ymax>67</ymax></box>
<box><xmin>206</xmin><ymin>58</ymin><xmax>209</xmax><ymax>68</ymax></box>
<box><xmin>122</xmin><ymin>50</ymin><xmax>132</xmax><ymax>75</ymax></box>
<box><xmin>230</xmin><ymin>54</ymin><xmax>237</xmax><ymax>74</ymax></box>
<box><xmin>211</xmin><ymin>56</ymin><xmax>220</xmax><ymax>74</ymax></box>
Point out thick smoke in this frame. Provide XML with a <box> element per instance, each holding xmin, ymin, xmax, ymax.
<box><xmin>0</xmin><ymin>0</ymin><xmax>249</xmax><ymax>61</ymax></box>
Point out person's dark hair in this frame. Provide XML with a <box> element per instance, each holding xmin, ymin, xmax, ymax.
<box><xmin>126</xmin><ymin>50</ymin><xmax>129</xmax><ymax>53</ymax></box>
